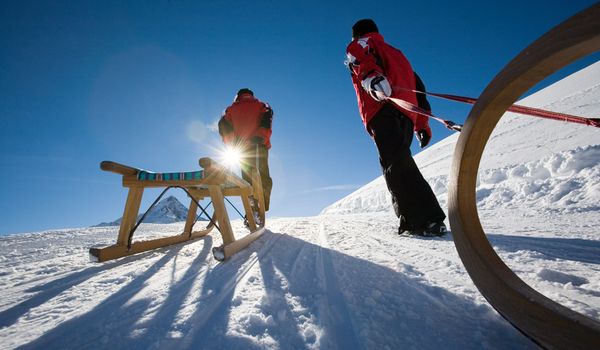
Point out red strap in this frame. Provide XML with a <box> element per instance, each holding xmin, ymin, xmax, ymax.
<box><xmin>384</xmin><ymin>88</ymin><xmax>599</xmax><ymax>133</ymax></box>
<box><xmin>386</xmin><ymin>97</ymin><xmax>463</xmax><ymax>132</ymax></box>
<box><xmin>417</xmin><ymin>91</ymin><xmax>600</xmax><ymax>128</ymax></box>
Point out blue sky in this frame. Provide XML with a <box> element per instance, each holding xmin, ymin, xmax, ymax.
<box><xmin>1</xmin><ymin>1</ymin><xmax>598</xmax><ymax>235</ymax></box>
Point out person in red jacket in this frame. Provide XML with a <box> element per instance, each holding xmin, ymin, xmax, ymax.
<box><xmin>218</xmin><ymin>88</ymin><xmax>273</xmax><ymax>212</ymax></box>
<box><xmin>346</xmin><ymin>19</ymin><xmax>446</xmax><ymax>236</ymax></box>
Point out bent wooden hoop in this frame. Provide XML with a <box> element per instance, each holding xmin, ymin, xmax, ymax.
<box><xmin>448</xmin><ymin>4</ymin><xmax>600</xmax><ymax>349</ymax></box>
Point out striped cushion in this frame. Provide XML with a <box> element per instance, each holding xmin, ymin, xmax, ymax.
<box><xmin>137</xmin><ymin>170</ymin><xmax>204</xmax><ymax>181</ymax></box>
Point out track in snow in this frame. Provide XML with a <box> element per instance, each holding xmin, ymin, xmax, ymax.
<box><xmin>1</xmin><ymin>216</ymin><xmax>539</xmax><ymax>349</ymax></box>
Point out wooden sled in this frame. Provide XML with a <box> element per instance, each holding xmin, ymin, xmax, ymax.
<box><xmin>90</xmin><ymin>157</ymin><xmax>266</xmax><ymax>263</ymax></box>
<box><xmin>448</xmin><ymin>4</ymin><xmax>600</xmax><ymax>349</ymax></box>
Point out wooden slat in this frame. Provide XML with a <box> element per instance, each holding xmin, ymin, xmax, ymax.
<box><xmin>100</xmin><ymin>161</ymin><xmax>139</xmax><ymax>176</ymax></box>
<box><xmin>223</xmin><ymin>187</ymin><xmax>250</xmax><ymax>197</ymax></box>
<box><xmin>183</xmin><ymin>198</ymin><xmax>199</xmax><ymax>236</ymax></box>
<box><xmin>90</xmin><ymin>229</ymin><xmax>212</xmax><ymax>262</ymax></box>
<box><xmin>448</xmin><ymin>4</ymin><xmax>600</xmax><ymax>349</ymax></box>
<box><xmin>186</xmin><ymin>187</ymin><xmax>247</xmax><ymax>198</ymax></box>
<box><xmin>199</xmin><ymin>157</ymin><xmax>252</xmax><ymax>189</ymax></box>
<box><xmin>199</xmin><ymin>157</ymin><xmax>213</xmax><ymax>169</ymax></box>
<box><xmin>240</xmin><ymin>189</ymin><xmax>256</xmax><ymax>231</ymax></box>
<box><xmin>116</xmin><ymin>187</ymin><xmax>144</xmax><ymax>246</ymax></box>
<box><xmin>208</xmin><ymin>185</ymin><xmax>235</xmax><ymax>245</ymax></box>
<box><xmin>251</xmin><ymin>168</ymin><xmax>266</xmax><ymax>226</ymax></box>
<box><xmin>216</xmin><ymin>227</ymin><xmax>266</xmax><ymax>261</ymax></box>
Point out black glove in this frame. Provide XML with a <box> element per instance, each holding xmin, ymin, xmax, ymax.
<box><xmin>250</xmin><ymin>136</ymin><xmax>264</xmax><ymax>145</ymax></box>
<box><xmin>416</xmin><ymin>128</ymin><xmax>431</xmax><ymax>148</ymax></box>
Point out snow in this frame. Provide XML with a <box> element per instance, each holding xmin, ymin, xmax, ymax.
<box><xmin>1</xmin><ymin>61</ymin><xmax>599</xmax><ymax>349</ymax></box>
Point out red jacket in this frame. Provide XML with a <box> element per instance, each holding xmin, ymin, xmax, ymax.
<box><xmin>218</xmin><ymin>93</ymin><xmax>273</xmax><ymax>149</ymax></box>
<box><xmin>346</xmin><ymin>33</ymin><xmax>429</xmax><ymax>134</ymax></box>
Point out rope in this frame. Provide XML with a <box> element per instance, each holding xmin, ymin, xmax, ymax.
<box><xmin>177</xmin><ymin>187</ymin><xmax>221</xmax><ymax>236</ymax></box>
<box><xmin>385</xmin><ymin>96</ymin><xmax>463</xmax><ymax>132</ymax></box>
<box><xmin>225</xmin><ymin>197</ymin><xmax>247</xmax><ymax>220</ymax></box>
<box><xmin>194</xmin><ymin>200</ymin><xmax>213</xmax><ymax>227</ymax></box>
<box><xmin>393</xmin><ymin>87</ymin><xmax>600</xmax><ymax>129</ymax></box>
<box><xmin>425</xmin><ymin>92</ymin><xmax>600</xmax><ymax>127</ymax></box>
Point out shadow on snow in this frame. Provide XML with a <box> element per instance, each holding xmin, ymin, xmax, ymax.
<box><xmin>487</xmin><ymin>234</ymin><xmax>600</xmax><ymax>264</ymax></box>
<box><xmin>16</xmin><ymin>231</ymin><xmax>537</xmax><ymax>350</ymax></box>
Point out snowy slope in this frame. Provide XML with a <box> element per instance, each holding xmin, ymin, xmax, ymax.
<box><xmin>0</xmin><ymin>219</ymin><xmax>538</xmax><ymax>350</ymax></box>
<box><xmin>1</xmin><ymin>62</ymin><xmax>599</xmax><ymax>350</ymax></box>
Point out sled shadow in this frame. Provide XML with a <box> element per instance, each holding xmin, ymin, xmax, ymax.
<box><xmin>0</xmin><ymin>242</ymin><xmax>191</xmax><ymax>330</ymax></box>
<box><xmin>16</xmin><ymin>236</ymin><xmax>213</xmax><ymax>350</ymax></box>
<box><xmin>487</xmin><ymin>234</ymin><xmax>600</xmax><ymax>264</ymax></box>
<box><xmin>179</xmin><ymin>231</ymin><xmax>535</xmax><ymax>350</ymax></box>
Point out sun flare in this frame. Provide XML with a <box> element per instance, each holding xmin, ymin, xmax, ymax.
<box><xmin>221</xmin><ymin>146</ymin><xmax>243</xmax><ymax>168</ymax></box>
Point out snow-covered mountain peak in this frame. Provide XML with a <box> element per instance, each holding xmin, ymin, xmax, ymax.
<box><xmin>95</xmin><ymin>195</ymin><xmax>189</xmax><ymax>226</ymax></box>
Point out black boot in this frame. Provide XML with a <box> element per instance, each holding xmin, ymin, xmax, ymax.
<box><xmin>422</xmin><ymin>221</ymin><xmax>447</xmax><ymax>237</ymax></box>
<box><xmin>398</xmin><ymin>216</ymin><xmax>410</xmax><ymax>235</ymax></box>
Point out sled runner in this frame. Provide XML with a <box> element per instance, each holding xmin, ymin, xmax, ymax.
<box><xmin>89</xmin><ymin>157</ymin><xmax>266</xmax><ymax>263</ymax></box>
<box><xmin>449</xmin><ymin>4</ymin><xmax>600</xmax><ymax>349</ymax></box>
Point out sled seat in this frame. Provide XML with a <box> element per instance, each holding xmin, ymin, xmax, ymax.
<box><xmin>89</xmin><ymin>157</ymin><xmax>266</xmax><ymax>263</ymax></box>
<box><xmin>137</xmin><ymin>169</ymin><xmax>204</xmax><ymax>181</ymax></box>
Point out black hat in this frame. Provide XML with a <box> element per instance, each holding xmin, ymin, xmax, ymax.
<box><xmin>236</xmin><ymin>88</ymin><xmax>253</xmax><ymax>97</ymax></box>
<box><xmin>352</xmin><ymin>19</ymin><xmax>378</xmax><ymax>39</ymax></box>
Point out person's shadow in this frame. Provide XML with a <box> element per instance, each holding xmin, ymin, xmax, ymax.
<box><xmin>157</xmin><ymin>232</ymin><xmax>537</xmax><ymax>350</ymax></box>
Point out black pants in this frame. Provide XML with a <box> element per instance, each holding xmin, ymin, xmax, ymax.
<box><xmin>368</xmin><ymin>103</ymin><xmax>446</xmax><ymax>230</ymax></box>
<box><xmin>240</xmin><ymin>144</ymin><xmax>273</xmax><ymax>211</ymax></box>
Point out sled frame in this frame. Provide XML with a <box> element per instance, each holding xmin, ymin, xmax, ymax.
<box><xmin>90</xmin><ymin>157</ymin><xmax>266</xmax><ymax>263</ymax></box>
<box><xmin>448</xmin><ymin>4</ymin><xmax>600</xmax><ymax>349</ymax></box>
